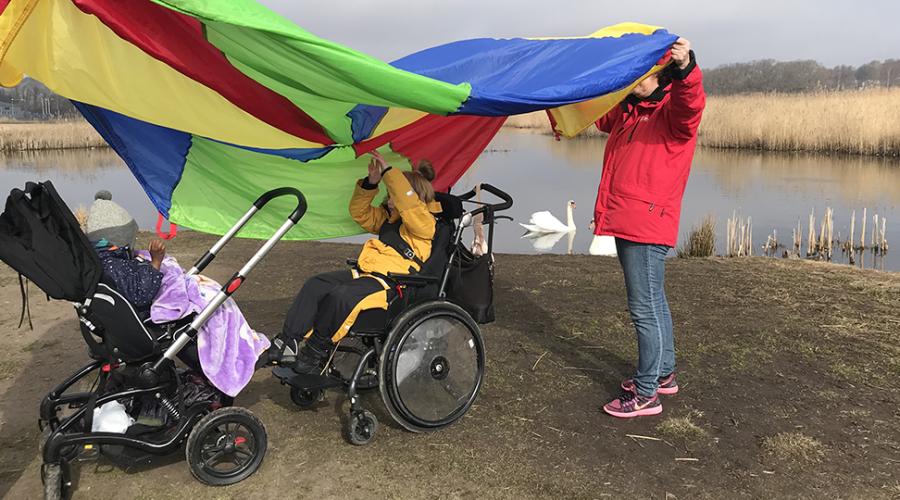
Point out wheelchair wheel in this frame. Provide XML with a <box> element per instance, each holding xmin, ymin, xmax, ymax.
<box><xmin>379</xmin><ymin>300</ymin><xmax>485</xmax><ymax>433</ymax></box>
<box><xmin>186</xmin><ymin>407</ymin><xmax>267</xmax><ymax>486</ymax></box>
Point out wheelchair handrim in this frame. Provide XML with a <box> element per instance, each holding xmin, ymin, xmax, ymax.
<box><xmin>379</xmin><ymin>301</ymin><xmax>485</xmax><ymax>431</ymax></box>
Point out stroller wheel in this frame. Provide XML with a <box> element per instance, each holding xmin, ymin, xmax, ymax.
<box><xmin>289</xmin><ymin>387</ymin><xmax>323</xmax><ymax>409</ymax></box>
<box><xmin>41</xmin><ymin>462</ymin><xmax>71</xmax><ymax>500</ymax></box>
<box><xmin>186</xmin><ymin>407</ymin><xmax>267</xmax><ymax>486</ymax></box>
<box><xmin>345</xmin><ymin>410</ymin><xmax>378</xmax><ymax>446</ymax></box>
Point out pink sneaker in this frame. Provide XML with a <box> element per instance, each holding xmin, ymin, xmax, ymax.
<box><xmin>602</xmin><ymin>392</ymin><xmax>662</xmax><ymax>419</ymax></box>
<box><xmin>621</xmin><ymin>372</ymin><xmax>678</xmax><ymax>395</ymax></box>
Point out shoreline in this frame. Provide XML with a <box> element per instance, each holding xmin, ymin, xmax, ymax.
<box><xmin>501</xmin><ymin>125</ymin><xmax>900</xmax><ymax>159</ymax></box>
<box><xmin>5</xmin><ymin>130</ymin><xmax>900</xmax><ymax>160</ymax></box>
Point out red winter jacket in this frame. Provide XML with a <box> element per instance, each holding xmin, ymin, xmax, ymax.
<box><xmin>592</xmin><ymin>54</ymin><xmax>705</xmax><ymax>247</ymax></box>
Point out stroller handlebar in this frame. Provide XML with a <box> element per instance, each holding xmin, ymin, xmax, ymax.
<box><xmin>253</xmin><ymin>187</ymin><xmax>308</xmax><ymax>224</ymax></box>
<box><xmin>160</xmin><ymin>186</ymin><xmax>308</xmax><ymax>373</ymax></box>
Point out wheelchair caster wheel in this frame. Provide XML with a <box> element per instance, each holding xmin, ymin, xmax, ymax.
<box><xmin>289</xmin><ymin>387</ymin><xmax>322</xmax><ymax>409</ymax></box>
<box><xmin>346</xmin><ymin>410</ymin><xmax>378</xmax><ymax>446</ymax></box>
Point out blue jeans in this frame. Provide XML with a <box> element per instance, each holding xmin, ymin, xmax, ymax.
<box><xmin>615</xmin><ymin>238</ymin><xmax>675</xmax><ymax>397</ymax></box>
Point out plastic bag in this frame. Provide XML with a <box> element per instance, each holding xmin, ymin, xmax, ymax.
<box><xmin>91</xmin><ymin>401</ymin><xmax>134</xmax><ymax>433</ymax></box>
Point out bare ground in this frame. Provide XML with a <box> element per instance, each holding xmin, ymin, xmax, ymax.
<box><xmin>1</xmin><ymin>232</ymin><xmax>898</xmax><ymax>499</ymax></box>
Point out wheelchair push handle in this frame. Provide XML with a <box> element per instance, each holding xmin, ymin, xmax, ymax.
<box><xmin>477</xmin><ymin>183</ymin><xmax>513</xmax><ymax>211</ymax></box>
<box><xmin>253</xmin><ymin>187</ymin><xmax>307</xmax><ymax>224</ymax></box>
<box><xmin>460</xmin><ymin>183</ymin><xmax>513</xmax><ymax>218</ymax></box>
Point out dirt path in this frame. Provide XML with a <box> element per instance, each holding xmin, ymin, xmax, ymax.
<box><xmin>1</xmin><ymin>232</ymin><xmax>898</xmax><ymax>499</ymax></box>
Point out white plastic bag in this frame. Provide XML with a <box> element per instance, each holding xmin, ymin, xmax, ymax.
<box><xmin>91</xmin><ymin>401</ymin><xmax>134</xmax><ymax>433</ymax></box>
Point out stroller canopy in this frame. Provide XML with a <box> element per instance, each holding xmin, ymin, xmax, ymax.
<box><xmin>0</xmin><ymin>181</ymin><xmax>102</xmax><ymax>302</ymax></box>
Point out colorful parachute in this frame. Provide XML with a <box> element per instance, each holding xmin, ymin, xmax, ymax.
<box><xmin>0</xmin><ymin>0</ymin><xmax>678</xmax><ymax>239</ymax></box>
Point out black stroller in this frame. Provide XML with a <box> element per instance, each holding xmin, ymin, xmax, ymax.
<box><xmin>0</xmin><ymin>181</ymin><xmax>306</xmax><ymax>500</ymax></box>
<box><xmin>272</xmin><ymin>184</ymin><xmax>512</xmax><ymax>445</ymax></box>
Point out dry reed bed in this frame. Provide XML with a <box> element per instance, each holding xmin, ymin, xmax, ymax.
<box><xmin>504</xmin><ymin>88</ymin><xmax>900</xmax><ymax>156</ymax></box>
<box><xmin>0</xmin><ymin>121</ymin><xmax>106</xmax><ymax>152</ymax></box>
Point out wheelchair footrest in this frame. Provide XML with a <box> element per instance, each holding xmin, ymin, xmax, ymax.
<box><xmin>272</xmin><ymin>366</ymin><xmax>343</xmax><ymax>391</ymax></box>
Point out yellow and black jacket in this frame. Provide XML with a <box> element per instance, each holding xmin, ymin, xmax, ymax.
<box><xmin>349</xmin><ymin>168</ymin><xmax>441</xmax><ymax>275</ymax></box>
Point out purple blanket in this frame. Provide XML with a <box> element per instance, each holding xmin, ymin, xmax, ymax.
<box><xmin>142</xmin><ymin>253</ymin><xmax>270</xmax><ymax>397</ymax></box>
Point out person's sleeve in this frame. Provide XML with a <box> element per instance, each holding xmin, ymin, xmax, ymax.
<box><xmin>595</xmin><ymin>107</ymin><xmax>618</xmax><ymax>134</ymax></box>
<box><xmin>109</xmin><ymin>259</ymin><xmax>162</xmax><ymax>309</ymax></box>
<box><xmin>349</xmin><ymin>178</ymin><xmax>389</xmax><ymax>234</ymax></box>
<box><xmin>381</xmin><ymin>169</ymin><xmax>435</xmax><ymax>240</ymax></box>
<box><xmin>665</xmin><ymin>50</ymin><xmax>706</xmax><ymax>142</ymax></box>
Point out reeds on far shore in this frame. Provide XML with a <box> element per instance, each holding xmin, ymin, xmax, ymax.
<box><xmin>0</xmin><ymin>121</ymin><xmax>106</xmax><ymax>152</ymax></box>
<box><xmin>700</xmin><ymin>88</ymin><xmax>900</xmax><ymax>156</ymax></box>
<box><xmin>502</xmin><ymin>88</ymin><xmax>900</xmax><ymax>156</ymax></box>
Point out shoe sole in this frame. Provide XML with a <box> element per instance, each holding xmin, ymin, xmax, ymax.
<box><xmin>603</xmin><ymin>404</ymin><xmax>663</xmax><ymax>419</ymax></box>
<box><xmin>621</xmin><ymin>382</ymin><xmax>679</xmax><ymax>395</ymax></box>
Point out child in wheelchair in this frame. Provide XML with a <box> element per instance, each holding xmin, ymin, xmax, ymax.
<box><xmin>263</xmin><ymin>151</ymin><xmax>441</xmax><ymax>375</ymax></box>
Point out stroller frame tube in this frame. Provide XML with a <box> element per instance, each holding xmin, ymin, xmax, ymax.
<box><xmin>161</xmin><ymin>217</ymin><xmax>298</xmax><ymax>362</ymax></box>
<box><xmin>187</xmin><ymin>207</ymin><xmax>259</xmax><ymax>276</ymax></box>
<box><xmin>155</xmin><ymin>188</ymin><xmax>307</xmax><ymax>369</ymax></box>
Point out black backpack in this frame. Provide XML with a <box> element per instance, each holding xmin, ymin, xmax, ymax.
<box><xmin>0</xmin><ymin>181</ymin><xmax>102</xmax><ymax>302</ymax></box>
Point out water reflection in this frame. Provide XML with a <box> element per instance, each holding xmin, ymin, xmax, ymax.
<box><xmin>0</xmin><ymin>148</ymin><xmax>158</xmax><ymax>227</ymax></box>
<box><xmin>1</xmin><ymin>134</ymin><xmax>897</xmax><ymax>271</ymax></box>
<box><xmin>694</xmin><ymin>147</ymin><xmax>900</xmax><ymax>205</ymax></box>
<box><xmin>462</xmin><ymin>129</ymin><xmax>898</xmax><ymax>271</ymax></box>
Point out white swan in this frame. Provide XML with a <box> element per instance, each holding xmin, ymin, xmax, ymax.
<box><xmin>520</xmin><ymin>200</ymin><xmax>576</xmax><ymax>234</ymax></box>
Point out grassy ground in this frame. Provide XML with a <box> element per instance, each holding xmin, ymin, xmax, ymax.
<box><xmin>1</xmin><ymin>232</ymin><xmax>899</xmax><ymax>499</ymax></box>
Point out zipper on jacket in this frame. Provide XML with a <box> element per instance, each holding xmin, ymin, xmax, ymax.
<box><xmin>622</xmin><ymin>104</ymin><xmax>641</xmax><ymax>143</ymax></box>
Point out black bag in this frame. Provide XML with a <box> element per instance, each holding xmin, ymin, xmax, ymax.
<box><xmin>446</xmin><ymin>244</ymin><xmax>494</xmax><ymax>324</ymax></box>
<box><xmin>0</xmin><ymin>181</ymin><xmax>102</xmax><ymax>302</ymax></box>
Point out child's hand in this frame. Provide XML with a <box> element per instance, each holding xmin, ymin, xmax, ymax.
<box><xmin>149</xmin><ymin>239</ymin><xmax>166</xmax><ymax>269</ymax></box>
<box><xmin>369</xmin><ymin>150</ymin><xmax>390</xmax><ymax>172</ymax></box>
<box><xmin>367</xmin><ymin>158</ymin><xmax>383</xmax><ymax>185</ymax></box>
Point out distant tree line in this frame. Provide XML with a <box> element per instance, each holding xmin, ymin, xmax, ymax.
<box><xmin>0</xmin><ymin>77</ymin><xmax>79</xmax><ymax>120</ymax></box>
<box><xmin>704</xmin><ymin>58</ymin><xmax>900</xmax><ymax>95</ymax></box>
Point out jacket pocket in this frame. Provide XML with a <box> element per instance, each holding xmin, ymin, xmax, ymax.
<box><xmin>608</xmin><ymin>187</ymin><xmax>667</xmax><ymax>217</ymax></box>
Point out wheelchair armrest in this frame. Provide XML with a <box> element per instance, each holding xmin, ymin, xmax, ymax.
<box><xmin>387</xmin><ymin>273</ymin><xmax>440</xmax><ymax>287</ymax></box>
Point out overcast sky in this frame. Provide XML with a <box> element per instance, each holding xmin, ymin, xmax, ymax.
<box><xmin>258</xmin><ymin>0</ymin><xmax>898</xmax><ymax>68</ymax></box>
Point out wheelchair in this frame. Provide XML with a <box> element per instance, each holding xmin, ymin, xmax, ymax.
<box><xmin>0</xmin><ymin>182</ymin><xmax>307</xmax><ymax>500</ymax></box>
<box><xmin>273</xmin><ymin>184</ymin><xmax>513</xmax><ymax>445</ymax></box>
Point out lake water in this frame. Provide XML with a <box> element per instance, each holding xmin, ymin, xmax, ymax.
<box><xmin>2</xmin><ymin>130</ymin><xmax>897</xmax><ymax>271</ymax></box>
